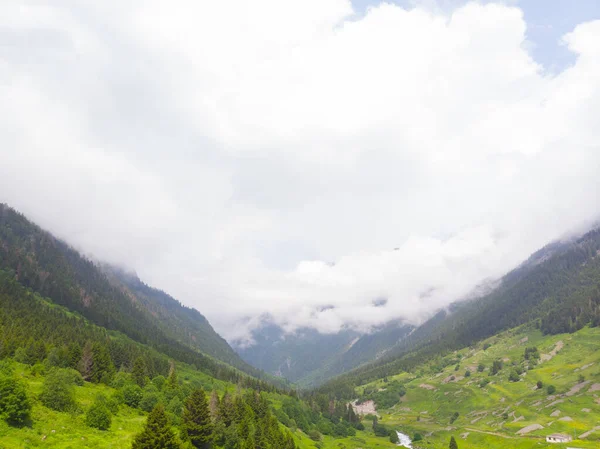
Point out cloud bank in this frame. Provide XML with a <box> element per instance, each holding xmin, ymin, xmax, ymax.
<box><xmin>1</xmin><ymin>1</ymin><xmax>600</xmax><ymax>342</ymax></box>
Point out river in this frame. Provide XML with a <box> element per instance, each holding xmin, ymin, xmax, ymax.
<box><xmin>396</xmin><ymin>431</ymin><xmax>412</xmax><ymax>448</ymax></box>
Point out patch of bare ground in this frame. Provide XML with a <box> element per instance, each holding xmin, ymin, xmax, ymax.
<box><xmin>419</xmin><ymin>383</ymin><xmax>436</xmax><ymax>390</ymax></box>
<box><xmin>350</xmin><ymin>400</ymin><xmax>377</xmax><ymax>416</ymax></box>
<box><xmin>566</xmin><ymin>381</ymin><xmax>590</xmax><ymax>397</ymax></box>
<box><xmin>579</xmin><ymin>426</ymin><xmax>600</xmax><ymax>439</ymax></box>
<box><xmin>516</xmin><ymin>424</ymin><xmax>543</xmax><ymax>435</ymax></box>
<box><xmin>540</xmin><ymin>340</ymin><xmax>563</xmax><ymax>362</ymax></box>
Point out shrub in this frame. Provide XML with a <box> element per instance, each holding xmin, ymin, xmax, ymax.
<box><xmin>389</xmin><ymin>431</ymin><xmax>399</xmax><ymax>443</ymax></box>
<box><xmin>152</xmin><ymin>375</ymin><xmax>166</xmax><ymax>391</ymax></box>
<box><xmin>477</xmin><ymin>363</ymin><xmax>485</xmax><ymax>372</ymax></box>
<box><xmin>309</xmin><ymin>429</ymin><xmax>322</xmax><ymax>441</ymax></box>
<box><xmin>139</xmin><ymin>392</ymin><xmax>161</xmax><ymax>413</ymax></box>
<box><xmin>490</xmin><ymin>360</ymin><xmax>503</xmax><ymax>375</ymax></box>
<box><xmin>85</xmin><ymin>401</ymin><xmax>111</xmax><ymax>430</ymax></box>
<box><xmin>508</xmin><ymin>370</ymin><xmax>520</xmax><ymax>382</ymax></box>
<box><xmin>122</xmin><ymin>384</ymin><xmax>143</xmax><ymax>408</ymax></box>
<box><xmin>536</xmin><ymin>380</ymin><xmax>543</xmax><ymax>389</ymax></box>
<box><xmin>546</xmin><ymin>385</ymin><xmax>556</xmax><ymax>395</ymax></box>
<box><xmin>413</xmin><ymin>433</ymin><xmax>423</xmax><ymax>442</ymax></box>
<box><xmin>39</xmin><ymin>369</ymin><xmax>78</xmax><ymax>412</ymax></box>
<box><xmin>464</xmin><ymin>370</ymin><xmax>471</xmax><ymax>378</ymax></box>
<box><xmin>0</xmin><ymin>375</ymin><xmax>31</xmax><ymax>425</ymax></box>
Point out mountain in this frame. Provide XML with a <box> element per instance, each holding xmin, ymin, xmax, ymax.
<box><xmin>0</xmin><ymin>203</ymin><xmax>262</xmax><ymax>380</ymax></box>
<box><xmin>235</xmin><ymin>320</ymin><xmax>414</xmax><ymax>387</ymax></box>
<box><xmin>317</xmin><ymin>226</ymin><xmax>600</xmax><ymax>395</ymax></box>
<box><xmin>237</xmin><ymin>230</ymin><xmax>600</xmax><ymax>388</ymax></box>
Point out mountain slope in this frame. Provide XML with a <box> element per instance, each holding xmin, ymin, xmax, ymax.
<box><xmin>0</xmin><ymin>203</ymin><xmax>260</xmax><ymax>378</ymax></box>
<box><xmin>236</xmin><ymin>320</ymin><xmax>414</xmax><ymax>387</ymax></box>
<box><xmin>318</xmin><ymin>227</ymin><xmax>600</xmax><ymax>394</ymax></box>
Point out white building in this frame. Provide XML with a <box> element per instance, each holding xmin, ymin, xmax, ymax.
<box><xmin>546</xmin><ymin>433</ymin><xmax>572</xmax><ymax>443</ymax></box>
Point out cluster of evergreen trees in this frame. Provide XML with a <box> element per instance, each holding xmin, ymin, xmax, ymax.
<box><xmin>0</xmin><ymin>204</ymin><xmax>285</xmax><ymax>387</ymax></box>
<box><xmin>0</xmin><ymin>269</ymin><xmax>286</xmax><ymax>395</ymax></box>
<box><xmin>131</xmin><ymin>387</ymin><xmax>296</xmax><ymax>449</ymax></box>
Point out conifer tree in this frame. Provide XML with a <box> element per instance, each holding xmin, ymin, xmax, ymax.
<box><xmin>182</xmin><ymin>388</ymin><xmax>214</xmax><ymax>448</ymax></box>
<box><xmin>78</xmin><ymin>341</ymin><xmax>94</xmax><ymax>381</ymax></box>
<box><xmin>449</xmin><ymin>435</ymin><xmax>459</xmax><ymax>449</ymax></box>
<box><xmin>132</xmin><ymin>357</ymin><xmax>148</xmax><ymax>387</ymax></box>
<box><xmin>209</xmin><ymin>390</ymin><xmax>220</xmax><ymax>420</ymax></box>
<box><xmin>132</xmin><ymin>404</ymin><xmax>180</xmax><ymax>449</ymax></box>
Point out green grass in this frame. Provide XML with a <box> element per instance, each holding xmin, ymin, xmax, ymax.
<box><xmin>357</xmin><ymin>325</ymin><xmax>600</xmax><ymax>448</ymax></box>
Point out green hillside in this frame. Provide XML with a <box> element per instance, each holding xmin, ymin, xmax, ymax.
<box><xmin>347</xmin><ymin>324</ymin><xmax>600</xmax><ymax>448</ymax></box>
<box><xmin>0</xmin><ymin>203</ymin><xmax>266</xmax><ymax>381</ymax></box>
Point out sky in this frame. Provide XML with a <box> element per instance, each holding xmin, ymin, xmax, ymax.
<box><xmin>1</xmin><ymin>0</ymin><xmax>600</xmax><ymax>344</ymax></box>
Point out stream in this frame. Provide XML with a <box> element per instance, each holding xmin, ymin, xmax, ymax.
<box><xmin>396</xmin><ymin>431</ymin><xmax>412</xmax><ymax>448</ymax></box>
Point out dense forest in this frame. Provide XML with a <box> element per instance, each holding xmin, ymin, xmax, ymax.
<box><xmin>0</xmin><ymin>204</ymin><xmax>279</xmax><ymax>385</ymax></box>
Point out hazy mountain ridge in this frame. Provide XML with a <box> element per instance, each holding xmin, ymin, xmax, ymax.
<box><xmin>235</xmin><ymin>319</ymin><xmax>415</xmax><ymax>387</ymax></box>
<box><xmin>0</xmin><ymin>203</ymin><xmax>261</xmax><ymax>379</ymax></box>
<box><xmin>316</xmin><ymin>226</ymin><xmax>600</xmax><ymax>395</ymax></box>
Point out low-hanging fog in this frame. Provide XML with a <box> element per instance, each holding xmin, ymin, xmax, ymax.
<box><xmin>1</xmin><ymin>0</ymin><xmax>600</xmax><ymax>344</ymax></box>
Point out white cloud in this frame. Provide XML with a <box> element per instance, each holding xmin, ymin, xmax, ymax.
<box><xmin>1</xmin><ymin>1</ymin><xmax>600</xmax><ymax>343</ymax></box>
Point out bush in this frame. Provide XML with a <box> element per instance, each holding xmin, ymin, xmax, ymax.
<box><xmin>64</xmin><ymin>368</ymin><xmax>84</xmax><ymax>386</ymax></box>
<box><xmin>39</xmin><ymin>369</ymin><xmax>78</xmax><ymax>412</ymax></box>
<box><xmin>85</xmin><ymin>401</ymin><xmax>112</xmax><ymax>430</ymax></box>
<box><xmin>508</xmin><ymin>370</ymin><xmax>520</xmax><ymax>382</ymax></box>
<box><xmin>479</xmin><ymin>379</ymin><xmax>490</xmax><ymax>388</ymax></box>
<box><xmin>413</xmin><ymin>433</ymin><xmax>423</xmax><ymax>442</ymax></box>
<box><xmin>152</xmin><ymin>375</ymin><xmax>166</xmax><ymax>391</ymax></box>
<box><xmin>390</xmin><ymin>430</ymin><xmax>399</xmax><ymax>443</ymax></box>
<box><xmin>111</xmin><ymin>372</ymin><xmax>132</xmax><ymax>389</ymax></box>
<box><xmin>546</xmin><ymin>385</ymin><xmax>556</xmax><ymax>395</ymax></box>
<box><xmin>0</xmin><ymin>375</ymin><xmax>31</xmax><ymax>425</ymax></box>
<box><xmin>490</xmin><ymin>360</ymin><xmax>503</xmax><ymax>375</ymax></box>
<box><xmin>464</xmin><ymin>370</ymin><xmax>471</xmax><ymax>378</ymax></box>
<box><xmin>536</xmin><ymin>380</ymin><xmax>543</xmax><ymax>389</ymax></box>
<box><xmin>309</xmin><ymin>429</ymin><xmax>322</xmax><ymax>441</ymax></box>
<box><xmin>477</xmin><ymin>363</ymin><xmax>485</xmax><ymax>372</ymax></box>
<box><xmin>139</xmin><ymin>392</ymin><xmax>161</xmax><ymax>412</ymax></box>
<box><xmin>122</xmin><ymin>384</ymin><xmax>143</xmax><ymax>408</ymax></box>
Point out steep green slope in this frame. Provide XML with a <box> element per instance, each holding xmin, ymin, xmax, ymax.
<box><xmin>0</xmin><ymin>203</ymin><xmax>261</xmax><ymax>379</ymax></box>
<box><xmin>350</xmin><ymin>325</ymin><xmax>600</xmax><ymax>448</ymax></box>
<box><xmin>318</xmin><ymin>228</ymin><xmax>600</xmax><ymax>392</ymax></box>
<box><xmin>104</xmin><ymin>265</ymin><xmax>248</xmax><ymax>371</ymax></box>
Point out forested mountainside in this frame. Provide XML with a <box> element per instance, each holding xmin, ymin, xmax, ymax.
<box><xmin>0</xmin><ymin>204</ymin><xmax>406</xmax><ymax>448</ymax></box>
<box><xmin>103</xmin><ymin>265</ymin><xmax>246</xmax><ymax>370</ymax></box>
<box><xmin>236</xmin><ymin>321</ymin><xmax>414</xmax><ymax>387</ymax></box>
<box><xmin>317</xmin><ymin>227</ymin><xmax>600</xmax><ymax>396</ymax></box>
<box><xmin>0</xmin><ymin>203</ymin><xmax>262</xmax><ymax>379</ymax></box>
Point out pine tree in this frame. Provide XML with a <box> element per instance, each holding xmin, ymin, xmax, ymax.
<box><xmin>449</xmin><ymin>435</ymin><xmax>459</xmax><ymax>449</ymax></box>
<box><xmin>209</xmin><ymin>390</ymin><xmax>220</xmax><ymax>420</ymax></box>
<box><xmin>182</xmin><ymin>388</ymin><xmax>214</xmax><ymax>448</ymax></box>
<box><xmin>132</xmin><ymin>357</ymin><xmax>148</xmax><ymax>387</ymax></box>
<box><xmin>91</xmin><ymin>343</ymin><xmax>115</xmax><ymax>383</ymax></box>
<box><xmin>78</xmin><ymin>341</ymin><xmax>94</xmax><ymax>381</ymax></box>
<box><xmin>132</xmin><ymin>404</ymin><xmax>180</xmax><ymax>449</ymax></box>
<box><xmin>166</xmin><ymin>364</ymin><xmax>178</xmax><ymax>390</ymax></box>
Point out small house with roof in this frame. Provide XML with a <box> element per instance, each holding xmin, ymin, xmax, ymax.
<box><xmin>546</xmin><ymin>433</ymin><xmax>572</xmax><ymax>443</ymax></box>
